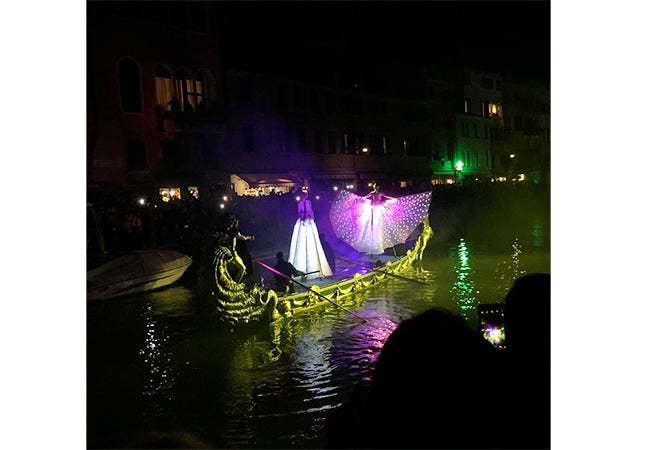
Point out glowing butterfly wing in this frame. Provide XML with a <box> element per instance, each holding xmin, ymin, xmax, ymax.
<box><xmin>380</xmin><ymin>190</ymin><xmax>433</xmax><ymax>247</ymax></box>
<box><xmin>329</xmin><ymin>190</ymin><xmax>432</xmax><ymax>253</ymax></box>
<box><xmin>329</xmin><ymin>190</ymin><xmax>370</xmax><ymax>249</ymax></box>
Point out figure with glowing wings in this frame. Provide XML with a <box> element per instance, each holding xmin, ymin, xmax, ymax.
<box><xmin>329</xmin><ymin>183</ymin><xmax>432</xmax><ymax>255</ymax></box>
<box><xmin>288</xmin><ymin>187</ymin><xmax>334</xmax><ymax>279</ymax></box>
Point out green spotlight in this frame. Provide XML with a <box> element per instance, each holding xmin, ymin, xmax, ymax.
<box><xmin>455</xmin><ymin>160</ymin><xmax>464</xmax><ymax>171</ymax></box>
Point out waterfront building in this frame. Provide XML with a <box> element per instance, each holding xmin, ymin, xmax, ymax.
<box><xmin>87</xmin><ymin>2</ymin><xmax>228</xmax><ymax>204</ymax></box>
<box><xmin>224</xmin><ymin>69</ymin><xmax>433</xmax><ymax>195</ymax></box>
<box><xmin>87</xmin><ymin>3</ymin><xmax>433</xmax><ymax>203</ymax></box>
<box><xmin>425</xmin><ymin>67</ymin><xmax>549</xmax><ymax>185</ymax></box>
<box><xmin>87</xmin><ymin>3</ymin><xmax>549</xmax><ymax>207</ymax></box>
<box><xmin>501</xmin><ymin>82</ymin><xmax>551</xmax><ymax>185</ymax></box>
<box><xmin>426</xmin><ymin>69</ymin><xmax>505</xmax><ymax>184</ymax></box>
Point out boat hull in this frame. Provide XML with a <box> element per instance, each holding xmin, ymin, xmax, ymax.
<box><xmin>87</xmin><ymin>249</ymin><xmax>193</xmax><ymax>301</ymax></box>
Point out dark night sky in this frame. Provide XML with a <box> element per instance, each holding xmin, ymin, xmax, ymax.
<box><xmin>216</xmin><ymin>1</ymin><xmax>550</xmax><ymax>88</ymax></box>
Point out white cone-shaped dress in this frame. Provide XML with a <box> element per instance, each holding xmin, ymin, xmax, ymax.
<box><xmin>288</xmin><ymin>218</ymin><xmax>333</xmax><ymax>279</ymax></box>
<box><xmin>288</xmin><ymin>195</ymin><xmax>333</xmax><ymax>279</ymax></box>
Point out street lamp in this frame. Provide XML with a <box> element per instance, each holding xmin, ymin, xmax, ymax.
<box><xmin>508</xmin><ymin>153</ymin><xmax>516</xmax><ymax>180</ymax></box>
<box><xmin>454</xmin><ymin>160</ymin><xmax>464</xmax><ymax>184</ymax></box>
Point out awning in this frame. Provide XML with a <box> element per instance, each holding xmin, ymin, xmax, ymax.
<box><xmin>231</xmin><ymin>173</ymin><xmax>299</xmax><ymax>187</ymax></box>
<box><xmin>311</xmin><ymin>172</ymin><xmax>356</xmax><ymax>180</ymax></box>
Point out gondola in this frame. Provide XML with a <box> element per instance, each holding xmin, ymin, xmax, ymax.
<box><xmin>197</xmin><ymin>215</ymin><xmax>433</xmax><ymax>325</ymax></box>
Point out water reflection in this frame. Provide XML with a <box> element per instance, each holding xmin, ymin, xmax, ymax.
<box><xmin>142</xmin><ymin>285</ymin><xmax>197</xmax><ymax>318</ymax></box>
<box><xmin>291</xmin><ymin>327</ymin><xmax>336</xmax><ymax>404</ymax></box>
<box><xmin>494</xmin><ymin>238</ymin><xmax>527</xmax><ymax>296</ymax></box>
<box><xmin>217</xmin><ymin>313</ymin><xmax>342</xmax><ymax>448</ymax></box>
<box><xmin>138</xmin><ymin>286</ymin><xmax>195</xmax><ymax>414</ymax></box>
<box><xmin>139</xmin><ymin>304</ymin><xmax>174</xmax><ymax>406</ymax></box>
<box><xmin>88</xmin><ymin>225</ymin><xmax>549</xmax><ymax>449</ymax></box>
<box><xmin>450</xmin><ymin>238</ymin><xmax>477</xmax><ymax>320</ymax></box>
<box><xmin>221</xmin><ymin>331</ymin><xmax>268</xmax><ymax>447</ymax></box>
<box><xmin>215</xmin><ymin>283</ymin><xmax>435</xmax><ymax>448</ymax></box>
<box><xmin>344</xmin><ymin>300</ymin><xmax>400</xmax><ymax>381</ymax></box>
<box><xmin>532</xmin><ymin>217</ymin><xmax>544</xmax><ymax>248</ymax></box>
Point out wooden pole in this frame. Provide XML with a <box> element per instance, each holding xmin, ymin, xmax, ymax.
<box><xmin>253</xmin><ymin>259</ymin><xmax>367</xmax><ymax>323</ymax></box>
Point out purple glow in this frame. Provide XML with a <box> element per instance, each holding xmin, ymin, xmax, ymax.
<box><xmin>329</xmin><ymin>190</ymin><xmax>432</xmax><ymax>254</ymax></box>
<box><xmin>483</xmin><ymin>325</ymin><xmax>505</xmax><ymax>346</ymax></box>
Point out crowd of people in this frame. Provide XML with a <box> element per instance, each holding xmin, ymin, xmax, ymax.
<box><xmin>87</xmin><ymin>182</ymin><xmax>545</xmax><ymax>258</ymax></box>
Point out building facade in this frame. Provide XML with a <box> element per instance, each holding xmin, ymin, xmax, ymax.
<box><xmin>224</xmin><ymin>69</ymin><xmax>433</xmax><ymax>194</ymax></box>
<box><xmin>502</xmin><ymin>83</ymin><xmax>551</xmax><ymax>184</ymax></box>
<box><xmin>87</xmin><ymin>4</ymin><xmax>549</xmax><ymax>205</ymax></box>
<box><xmin>426</xmin><ymin>68</ymin><xmax>549</xmax><ymax>185</ymax></box>
<box><xmin>427</xmin><ymin>69</ymin><xmax>506</xmax><ymax>184</ymax></box>
<box><xmin>87</xmin><ymin>2</ymin><xmax>227</xmax><ymax>203</ymax></box>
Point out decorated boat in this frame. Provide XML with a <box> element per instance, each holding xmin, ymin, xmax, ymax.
<box><xmin>197</xmin><ymin>215</ymin><xmax>433</xmax><ymax>326</ymax></box>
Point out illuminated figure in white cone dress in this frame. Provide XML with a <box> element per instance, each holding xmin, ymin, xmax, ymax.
<box><xmin>288</xmin><ymin>189</ymin><xmax>333</xmax><ymax>280</ymax></box>
<box><xmin>329</xmin><ymin>183</ymin><xmax>432</xmax><ymax>255</ymax></box>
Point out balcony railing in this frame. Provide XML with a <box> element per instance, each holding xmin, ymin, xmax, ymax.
<box><xmin>157</xmin><ymin>112</ymin><xmax>224</xmax><ymax>134</ymax></box>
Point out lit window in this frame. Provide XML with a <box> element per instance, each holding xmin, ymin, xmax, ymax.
<box><xmin>488</xmin><ymin>103</ymin><xmax>502</xmax><ymax>118</ymax></box>
<box><xmin>175</xmin><ymin>69</ymin><xmax>204</xmax><ymax>112</ymax></box>
<box><xmin>159</xmin><ymin>187</ymin><xmax>182</xmax><ymax>202</ymax></box>
<box><xmin>187</xmin><ymin>187</ymin><xmax>199</xmax><ymax>199</ymax></box>
<box><xmin>155</xmin><ymin>65</ymin><xmax>173</xmax><ymax>110</ymax></box>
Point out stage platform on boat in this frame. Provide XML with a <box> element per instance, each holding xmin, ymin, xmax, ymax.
<box><xmin>252</xmin><ymin>247</ymin><xmax>413</xmax><ymax>295</ymax></box>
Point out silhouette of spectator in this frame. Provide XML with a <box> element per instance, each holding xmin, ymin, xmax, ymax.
<box><xmin>184</xmin><ymin>96</ymin><xmax>194</xmax><ymax>113</ymax></box>
<box><xmin>168</xmin><ymin>95</ymin><xmax>181</xmax><ymax>113</ymax></box>
<box><xmin>325</xmin><ymin>307</ymin><xmax>509</xmax><ymax>449</ymax></box>
<box><xmin>97</xmin><ymin>430</ymin><xmax>212</xmax><ymax>448</ymax></box>
<box><xmin>128</xmin><ymin>209</ymin><xmax>143</xmax><ymax>248</ymax></box>
<box><xmin>273</xmin><ymin>251</ymin><xmax>304</xmax><ymax>294</ymax></box>
<box><xmin>502</xmin><ymin>273</ymin><xmax>551</xmax><ymax>449</ymax></box>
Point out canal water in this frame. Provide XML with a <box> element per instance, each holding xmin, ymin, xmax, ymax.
<box><xmin>87</xmin><ymin>188</ymin><xmax>550</xmax><ymax>449</ymax></box>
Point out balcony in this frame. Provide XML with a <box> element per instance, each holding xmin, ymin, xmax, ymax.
<box><xmin>157</xmin><ymin>111</ymin><xmax>225</xmax><ymax>135</ymax></box>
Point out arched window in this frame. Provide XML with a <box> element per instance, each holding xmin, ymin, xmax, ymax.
<box><xmin>155</xmin><ymin>65</ymin><xmax>173</xmax><ymax>110</ymax></box>
<box><xmin>118</xmin><ymin>58</ymin><xmax>142</xmax><ymax>112</ymax></box>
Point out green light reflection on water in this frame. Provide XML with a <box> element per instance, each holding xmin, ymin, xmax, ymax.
<box><xmin>532</xmin><ymin>217</ymin><xmax>544</xmax><ymax>248</ymax></box>
<box><xmin>450</xmin><ymin>238</ymin><xmax>476</xmax><ymax>321</ymax></box>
